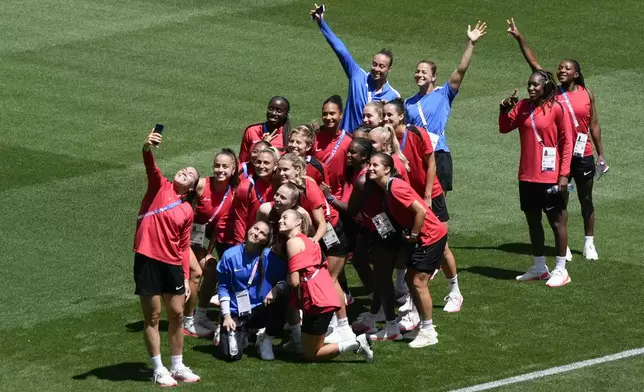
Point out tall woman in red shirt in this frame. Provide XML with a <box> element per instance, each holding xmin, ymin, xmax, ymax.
<box><xmin>238</xmin><ymin>96</ymin><xmax>291</xmax><ymax>163</ymax></box>
<box><xmin>508</xmin><ymin>18</ymin><xmax>606</xmax><ymax>261</ymax></box>
<box><xmin>279</xmin><ymin>209</ymin><xmax>373</xmax><ymax>362</ymax></box>
<box><xmin>134</xmin><ymin>131</ymin><xmax>201</xmax><ymax>386</ymax></box>
<box><xmin>499</xmin><ymin>70</ymin><xmax>573</xmax><ymax>287</ymax></box>
<box><xmin>367</xmin><ymin>153</ymin><xmax>448</xmax><ymax>348</ymax></box>
<box><xmin>184</xmin><ymin>148</ymin><xmax>238</xmax><ymax>338</ymax></box>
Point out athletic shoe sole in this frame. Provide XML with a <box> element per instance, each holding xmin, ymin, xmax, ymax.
<box><xmin>369</xmin><ymin>333</ymin><xmax>403</xmax><ymax>341</ymax></box>
<box><xmin>183</xmin><ymin>328</ymin><xmax>199</xmax><ymax>338</ymax></box>
<box><xmin>546</xmin><ymin>275</ymin><xmax>571</xmax><ymax>288</ymax></box>
<box><xmin>516</xmin><ymin>272</ymin><xmax>550</xmax><ymax>282</ymax></box>
<box><xmin>443</xmin><ymin>298</ymin><xmax>463</xmax><ymax>313</ymax></box>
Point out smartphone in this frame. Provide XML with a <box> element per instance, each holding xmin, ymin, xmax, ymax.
<box><xmin>312</xmin><ymin>4</ymin><xmax>325</xmax><ymax>19</ymax></box>
<box><xmin>152</xmin><ymin>124</ymin><xmax>164</xmax><ymax>145</ymax></box>
<box><xmin>594</xmin><ymin>161</ymin><xmax>609</xmax><ymax>180</ymax></box>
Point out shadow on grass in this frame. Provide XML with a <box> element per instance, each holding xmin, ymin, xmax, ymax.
<box><xmin>460</xmin><ymin>266</ymin><xmax>525</xmax><ymax>280</ymax></box>
<box><xmin>125</xmin><ymin>320</ymin><xmax>168</xmax><ymax>332</ymax></box>
<box><xmin>72</xmin><ymin>362</ymin><xmax>150</xmax><ymax>382</ymax></box>
<box><xmin>193</xmin><ymin>343</ymin><xmax>364</xmax><ymax>364</ymax></box>
<box><xmin>453</xmin><ymin>242</ymin><xmax>583</xmax><ymax>257</ymax></box>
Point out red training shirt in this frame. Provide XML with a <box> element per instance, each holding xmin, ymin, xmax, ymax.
<box><xmin>555</xmin><ymin>86</ymin><xmax>593</xmax><ymax>157</ymax></box>
<box><xmin>239</xmin><ymin>123</ymin><xmax>286</xmax><ymax>163</ymax></box>
<box><xmin>194</xmin><ymin>177</ymin><xmax>236</xmax><ymax>245</ymax></box>
<box><xmin>499</xmin><ymin>100</ymin><xmax>573</xmax><ymax>183</ymax></box>
<box><xmin>231</xmin><ymin>176</ymin><xmax>274</xmax><ymax>244</ymax></box>
<box><xmin>396</xmin><ymin>126</ymin><xmax>443</xmax><ymax>199</ymax></box>
<box><xmin>305</xmin><ymin>156</ymin><xmax>328</xmax><ymax>186</ymax></box>
<box><xmin>301</xmin><ymin>177</ymin><xmax>339</xmax><ymax>226</ymax></box>
<box><xmin>385</xmin><ymin>178</ymin><xmax>447</xmax><ymax>247</ymax></box>
<box><xmin>134</xmin><ymin>151</ymin><xmax>193</xmax><ymax>279</ymax></box>
<box><xmin>313</xmin><ymin>130</ymin><xmax>352</xmax><ymax>198</ymax></box>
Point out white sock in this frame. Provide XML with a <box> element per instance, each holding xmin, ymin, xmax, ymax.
<box><xmin>338</xmin><ymin>339</ymin><xmax>359</xmax><ymax>353</ymax></box>
<box><xmin>150</xmin><ymin>355</ymin><xmax>163</xmax><ymax>371</ymax></box>
<box><xmin>585</xmin><ymin>236</ymin><xmax>594</xmax><ymax>246</ymax></box>
<box><xmin>329</xmin><ymin>313</ymin><xmax>338</xmax><ymax>328</ymax></box>
<box><xmin>336</xmin><ymin>317</ymin><xmax>349</xmax><ymax>329</ymax></box>
<box><xmin>170</xmin><ymin>355</ymin><xmax>183</xmax><ymax>371</ymax></box>
<box><xmin>534</xmin><ymin>256</ymin><xmax>546</xmax><ymax>270</ymax></box>
<box><xmin>448</xmin><ymin>274</ymin><xmax>460</xmax><ymax>296</ymax></box>
<box><xmin>289</xmin><ymin>324</ymin><xmax>301</xmax><ymax>343</ymax></box>
<box><xmin>183</xmin><ymin>315</ymin><xmax>193</xmax><ymax>327</ymax></box>
<box><xmin>420</xmin><ymin>319</ymin><xmax>433</xmax><ymax>332</ymax></box>
<box><xmin>395</xmin><ymin>269</ymin><xmax>408</xmax><ymax>292</ymax></box>
<box><xmin>555</xmin><ymin>256</ymin><xmax>566</xmax><ymax>270</ymax></box>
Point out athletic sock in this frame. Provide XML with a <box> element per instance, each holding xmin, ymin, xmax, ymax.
<box><xmin>336</xmin><ymin>317</ymin><xmax>349</xmax><ymax>329</ymax></box>
<box><xmin>585</xmin><ymin>236</ymin><xmax>594</xmax><ymax>246</ymax></box>
<box><xmin>420</xmin><ymin>319</ymin><xmax>433</xmax><ymax>332</ymax></box>
<box><xmin>170</xmin><ymin>355</ymin><xmax>183</xmax><ymax>371</ymax></box>
<box><xmin>534</xmin><ymin>256</ymin><xmax>546</xmax><ymax>270</ymax></box>
<box><xmin>448</xmin><ymin>274</ymin><xmax>460</xmax><ymax>296</ymax></box>
<box><xmin>183</xmin><ymin>315</ymin><xmax>194</xmax><ymax>327</ymax></box>
<box><xmin>289</xmin><ymin>324</ymin><xmax>301</xmax><ymax>343</ymax></box>
<box><xmin>338</xmin><ymin>339</ymin><xmax>359</xmax><ymax>353</ymax></box>
<box><xmin>329</xmin><ymin>313</ymin><xmax>338</xmax><ymax>329</ymax></box>
<box><xmin>395</xmin><ymin>269</ymin><xmax>408</xmax><ymax>292</ymax></box>
<box><xmin>150</xmin><ymin>355</ymin><xmax>163</xmax><ymax>371</ymax></box>
<box><xmin>555</xmin><ymin>256</ymin><xmax>567</xmax><ymax>270</ymax></box>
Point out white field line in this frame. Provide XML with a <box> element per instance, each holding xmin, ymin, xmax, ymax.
<box><xmin>450</xmin><ymin>347</ymin><xmax>644</xmax><ymax>392</ymax></box>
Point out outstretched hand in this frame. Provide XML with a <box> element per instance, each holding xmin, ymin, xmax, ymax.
<box><xmin>143</xmin><ymin>130</ymin><xmax>162</xmax><ymax>150</ymax></box>
<box><xmin>506</xmin><ymin>17</ymin><xmax>521</xmax><ymax>39</ymax></box>
<box><xmin>467</xmin><ymin>21</ymin><xmax>487</xmax><ymax>43</ymax></box>
<box><xmin>310</xmin><ymin>3</ymin><xmax>324</xmax><ymax>22</ymax></box>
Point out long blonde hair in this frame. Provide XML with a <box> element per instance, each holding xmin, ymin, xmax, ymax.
<box><xmin>370</xmin><ymin>125</ymin><xmax>410</xmax><ymax>171</ymax></box>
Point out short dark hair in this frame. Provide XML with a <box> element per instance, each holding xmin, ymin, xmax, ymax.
<box><xmin>376</xmin><ymin>48</ymin><xmax>394</xmax><ymax>67</ymax></box>
<box><xmin>323</xmin><ymin>95</ymin><xmax>343</xmax><ymax>111</ymax></box>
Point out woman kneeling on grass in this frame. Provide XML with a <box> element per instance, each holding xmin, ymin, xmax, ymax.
<box><xmin>367</xmin><ymin>153</ymin><xmax>448</xmax><ymax>348</ymax></box>
<box><xmin>217</xmin><ymin>221</ymin><xmax>288</xmax><ymax>361</ymax></box>
<box><xmin>279</xmin><ymin>209</ymin><xmax>374</xmax><ymax>362</ymax></box>
<box><xmin>134</xmin><ymin>130</ymin><xmax>201</xmax><ymax>387</ymax></box>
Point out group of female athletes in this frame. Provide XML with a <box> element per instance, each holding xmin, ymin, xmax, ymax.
<box><xmin>130</xmin><ymin>8</ymin><xmax>607</xmax><ymax>387</ymax></box>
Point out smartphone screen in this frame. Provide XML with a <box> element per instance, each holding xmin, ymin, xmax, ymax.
<box><xmin>152</xmin><ymin>124</ymin><xmax>164</xmax><ymax>145</ymax></box>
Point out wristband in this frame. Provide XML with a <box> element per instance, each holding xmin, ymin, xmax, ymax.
<box><xmin>220</xmin><ymin>299</ymin><xmax>231</xmax><ymax>316</ymax></box>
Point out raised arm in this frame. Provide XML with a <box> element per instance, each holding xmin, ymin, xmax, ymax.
<box><xmin>507</xmin><ymin>18</ymin><xmax>543</xmax><ymax>72</ymax></box>
<box><xmin>449</xmin><ymin>21</ymin><xmax>487</xmax><ymax>91</ymax></box>
<box><xmin>311</xmin><ymin>5</ymin><xmax>362</xmax><ymax>79</ymax></box>
<box><xmin>142</xmin><ymin>130</ymin><xmax>164</xmax><ymax>191</ymax></box>
<box><xmin>587</xmin><ymin>89</ymin><xmax>606</xmax><ymax>165</ymax></box>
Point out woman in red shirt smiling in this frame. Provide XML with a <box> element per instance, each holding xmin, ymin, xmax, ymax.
<box><xmin>238</xmin><ymin>96</ymin><xmax>291</xmax><ymax>163</ymax></box>
<box><xmin>499</xmin><ymin>70</ymin><xmax>573</xmax><ymax>288</ymax></box>
<box><xmin>134</xmin><ymin>130</ymin><xmax>201</xmax><ymax>386</ymax></box>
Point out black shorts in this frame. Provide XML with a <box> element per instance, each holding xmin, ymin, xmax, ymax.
<box><xmin>405</xmin><ymin>234</ymin><xmax>447</xmax><ymax>274</ymax></box>
<box><xmin>431</xmin><ymin>194</ymin><xmax>449</xmax><ymax>222</ymax></box>
<box><xmin>321</xmin><ymin>218</ymin><xmax>350</xmax><ymax>257</ymax></box>
<box><xmin>569</xmin><ymin>155</ymin><xmax>595</xmax><ymax>184</ymax></box>
<box><xmin>435</xmin><ymin>151</ymin><xmax>453</xmax><ymax>192</ymax></box>
<box><xmin>339</xmin><ymin>211</ymin><xmax>358</xmax><ymax>251</ymax></box>
<box><xmin>519</xmin><ymin>181</ymin><xmax>569</xmax><ymax>214</ymax></box>
<box><xmin>301</xmin><ymin>311</ymin><xmax>335</xmax><ymax>336</ymax></box>
<box><xmin>133</xmin><ymin>253</ymin><xmax>185</xmax><ymax>296</ymax></box>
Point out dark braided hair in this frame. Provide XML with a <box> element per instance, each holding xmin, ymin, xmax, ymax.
<box><xmin>346</xmin><ymin>137</ymin><xmax>373</xmax><ymax>182</ymax></box>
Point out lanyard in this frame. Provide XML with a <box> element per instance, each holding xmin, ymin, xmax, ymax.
<box><xmin>325</xmin><ymin>131</ymin><xmax>346</xmax><ymax>164</ymax></box>
<box><xmin>400</xmin><ymin>129</ymin><xmax>409</xmax><ymax>151</ymax></box>
<box><xmin>242</xmin><ymin>249</ymin><xmax>264</xmax><ymax>286</ymax></box>
<box><xmin>415</xmin><ymin>94</ymin><xmax>445</xmax><ymax>138</ymax></box>
<box><xmin>529</xmin><ymin>105</ymin><xmax>557</xmax><ymax>148</ymax></box>
<box><xmin>558</xmin><ymin>87</ymin><xmax>580</xmax><ymax>130</ymax></box>
<box><xmin>247</xmin><ymin>176</ymin><xmax>266</xmax><ymax>204</ymax></box>
<box><xmin>262</xmin><ymin>123</ymin><xmax>268</xmax><ymax>133</ymax></box>
<box><xmin>241</xmin><ymin>162</ymin><xmax>249</xmax><ymax>178</ymax></box>
<box><xmin>137</xmin><ymin>200</ymin><xmax>182</xmax><ymax>220</ymax></box>
<box><xmin>366</xmin><ymin>83</ymin><xmax>372</xmax><ymax>103</ymax></box>
<box><xmin>206</xmin><ymin>185</ymin><xmax>231</xmax><ymax>224</ymax></box>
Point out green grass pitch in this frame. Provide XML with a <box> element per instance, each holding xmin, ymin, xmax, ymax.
<box><xmin>2</xmin><ymin>0</ymin><xmax>644</xmax><ymax>391</ymax></box>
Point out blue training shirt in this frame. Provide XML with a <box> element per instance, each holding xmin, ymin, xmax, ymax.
<box><xmin>318</xmin><ymin>19</ymin><xmax>400</xmax><ymax>133</ymax></box>
<box><xmin>217</xmin><ymin>245</ymin><xmax>287</xmax><ymax>317</ymax></box>
<box><xmin>404</xmin><ymin>81</ymin><xmax>458</xmax><ymax>152</ymax></box>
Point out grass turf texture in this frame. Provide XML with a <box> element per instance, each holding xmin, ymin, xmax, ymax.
<box><xmin>1</xmin><ymin>0</ymin><xmax>643</xmax><ymax>391</ymax></box>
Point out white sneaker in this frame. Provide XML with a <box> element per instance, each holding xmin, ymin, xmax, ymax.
<box><xmin>398</xmin><ymin>293</ymin><xmax>414</xmax><ymax>313</ymax></box>
<box><xmin>170</xmin><ymin>365</ymin><xmax>200</xmax><ymax>383</ymax></box>
<box><xmin>351</xmin><ymin>312</ymin><xmax>378</xmax><ymax>334</ymax></box>
<box><xmin>516</xmin><ymin>266</ymin><xmax>550</xmax><ymax>282</ymax></box>
<box><xmin>257</xmin><ymin>334</ymin><xmax>275</xmax><ymax>361</ymax></box>
<box><xmin>398</xmin><ymin>310</ymin><xmax>419</xmax><ymax>333</ymax></box>
<box><xmin>584</xmin><ymin>243</ymin><xmax>599</xmax><ymax>260</ymax></box>
<box><xmin>355</xmin><ymin>334</ymin><xmax>374</xmax><ymax>363</ymax></box>
<box><xmin>370</xmin><ymin>322</ymin><xmax>402</xmax><ymax>341</ymax></box>
<box><xmin>565</xmin><ymin>247</ymin><xmax>573</xmax><ymax>261</ymax></box>
<box><xmin>545</xmin><ymin>267</ymin><xmax>571</xmax><ymax>288</ymax></box>
<box><xmin>408</xmin><ymin>328</ymin><xmax>438</xmax><ymax>348</ymax></box>
<box><xmin>210</xmin><ymin>294</ymin><xmax>220</xmax><ymax>306</ymax></box>
<box><xmin>152</xmin><ymin>367</ymin><xmax>177</xmax><ymax>387</ymax></box>
<box><xmin>212</xmin><ymin>324</ymin><xmax>221</xmax><ymax>346</ymax></box>
<box><xmin>443</xmin><ymin>293</ymin><xmax>463</xmax><ymax>313</ymax></box>
<box><xmin>184</xmin><ymin>316</ymin><xmax>215</xmax><ymax>337</ymax></box>
<box><xmin>324</xmin><ymin>325</ymin><xmax>357</xmax><ymax>344</ymax></box>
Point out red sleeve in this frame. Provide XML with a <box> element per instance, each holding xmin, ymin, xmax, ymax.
<box><xmin>389</xmin><ymin>180</ymin><xmax>415</xmax><ymax>209</ymax></box>
<box><xmin>499</xmin><ymin>101</ymin><xmax>522</xmax><ymax>134</ymax></box>
<box><xmin>555</xmin><ymin>103</ymin><xmax>573</xmax><ymax>178</ymax></box>
<box><xmin>142</xmin><ymin>150</ymin><xmax>163</xmax><ymax>192</ymax></box>
<box><xmin>418</xmin><ymin>127</ymin><xmax>433</xmax><ymax>156</ymax></box>
<box><xmin>180</xmin><ymin>213</ymin><xmax>193</xmax><ymax>279</ymax></box>
<box><xmin>238</xmin><ymin>127</ymin><xmax>255</xmax><ymax>163</ymax></box>
<box><xmin>232</xmin><ymin>183</ymin><xmax>250</xmax><ymax>244</ymax></box>
<box><xmin>321</xmin><ymin>164</ymin><xmax>329</xmax><ymax>184</ymax></box>
<box><xmin>305</xmin><ymin>180</ymin><xmax>325</xmax><ymax>210</ymax></box>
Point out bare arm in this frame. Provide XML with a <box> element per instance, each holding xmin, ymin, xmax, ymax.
<box><xmin>506</xmin><ymin>18</ymin><xmax>543</xmax><ymax>72</ymax></box>
<box><xmin>587</xmin><ymin>89</ymin><xmax>606</xmax><ymax>163</ymax></box>
<box><xmin>449</xmin><ymin>21</ymin><xmax>487</xmax><ymax>91</ymax></box>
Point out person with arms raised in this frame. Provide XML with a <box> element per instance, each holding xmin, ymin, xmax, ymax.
<box><xmin>499</xmin><ymin>70</ymin><xmax>573</xmax><ymax>287</ymax></box>
<box><xmin>134</xmin><ymin>130</ymin><xmax>201</xmax><ymax>387</ymax></box>
<box><xmin>311</xmin><ymin>4</ymin><xmax>400</xmax><ymax>134</ymax></box>
<box><xmin>507</xmin><ymin>18</ymin><xmax>606</xmax><ymax>261</ymax></box>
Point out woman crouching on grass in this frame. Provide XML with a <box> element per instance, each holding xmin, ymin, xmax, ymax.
<box><xmin>279</xmin><ymin>209</ymin><xmax>374</xmax><ymax>362</ymax></box>
<box><xmin>134</xmin><ymin>130</ymin><xmax>201</xmax><ymax>387</ymax></box>
<box><xmin>367</xmin><ymin>153</ymin><xmax>448</xmax><ymax>348</ymax></box>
